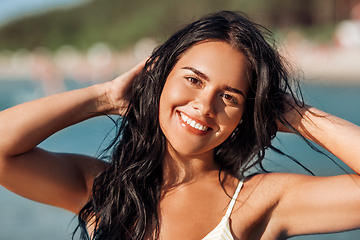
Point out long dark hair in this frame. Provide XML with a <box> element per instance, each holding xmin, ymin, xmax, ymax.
<box><xmin>76</xmin><ymin>11</ymin><xmax>301</xmax><ymax>240</ymax></box>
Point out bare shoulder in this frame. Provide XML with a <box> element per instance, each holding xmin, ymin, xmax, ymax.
<box><xmin>231</xmin><ymin>173</ymin><xmax>309</xmax><ymax>239</ymax></box>
<box><xmin>238</xmin><ymin>172</ymin><xmax>319</xmax><ymax>211</ymax></box>
<box><xmin>237</xmin><ymin>173</ymin><xmax>360</xmax><ymax>239</ymax></box>
<box><xmin>241</xmin><ymin>172</ymin><xmax>295</xmax><ymax>198</ymax></box>
<box><xmin>242</xmin><ymin>172</ymin><xmax>314</xmax><ymax>194</ymax></box>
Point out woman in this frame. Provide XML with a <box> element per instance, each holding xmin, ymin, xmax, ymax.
<box><xmin>1</xmin><ymin>11</ymin><xmax>360</xmax><ymax>240</ymax></box>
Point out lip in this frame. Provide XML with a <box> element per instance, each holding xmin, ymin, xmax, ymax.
<box><xmin>176</xmin><ymin>111</ymin><xmax>212</xmax><ymax>136</ymax></box>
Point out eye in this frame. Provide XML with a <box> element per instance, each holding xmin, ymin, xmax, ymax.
<box><xmin>221</xmin><ymin>93</ymin><xmax>238</xmax><ymax>104</ymax></box>
<box><xmin>185</xmin><ymin>77</ymin><xmax>202</xmax><ymax>86</ymax></box>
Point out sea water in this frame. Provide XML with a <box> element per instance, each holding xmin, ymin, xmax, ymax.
<box><xmin>0</xmin><ymin>78</ymin><xmax>360</xmax><ymax>240</ymax></box>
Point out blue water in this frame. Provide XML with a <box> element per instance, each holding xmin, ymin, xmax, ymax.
<box><xmin>1</xmin><ymin>79</ymin><xmax>360</xmax><ymax>239</ymax></box>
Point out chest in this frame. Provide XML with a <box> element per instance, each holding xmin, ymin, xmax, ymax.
<box><xmin>157</xmin><ymin>179</ymin><xmax>280</xmax><ymax>240</ymax></box>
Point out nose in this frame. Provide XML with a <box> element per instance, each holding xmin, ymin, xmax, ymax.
<box><xmin>191</xmin><ymin>90</ymin><xmax>216</xmax><ymax>117</ymax></box>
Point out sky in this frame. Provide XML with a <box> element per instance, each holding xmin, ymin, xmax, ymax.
<box><xmin>0</xmin><ymin>0</ymin><xmax>87</xmax><ymax>25</ymax></box>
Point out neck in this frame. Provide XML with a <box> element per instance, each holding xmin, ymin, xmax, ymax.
<box><xmin>161</xmin><ymin>144</ymin><xmax>219</xmax><ymax>191</ymax></box>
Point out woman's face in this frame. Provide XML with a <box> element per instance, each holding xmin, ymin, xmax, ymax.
<box><xmin>159</xmin><ymin>41</ymin><xmax>251</xmax><ymax>158</ymax></box>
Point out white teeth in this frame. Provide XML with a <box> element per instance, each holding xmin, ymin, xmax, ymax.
<box><xmin>179</xmin><ymin>112</ymin><xmax>208</xmax><ymax>131</ymax></box>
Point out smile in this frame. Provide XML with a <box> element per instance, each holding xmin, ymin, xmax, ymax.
<box><xmin>179</xmin><ymin>112</ymin><xmax>209</xmax><ymax>132</ymax></box>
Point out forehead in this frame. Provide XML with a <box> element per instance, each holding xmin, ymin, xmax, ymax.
<box><xmin>173</xmin><ymin>41</ymin><xmax>251</xmax><ymax>92</ymax></box>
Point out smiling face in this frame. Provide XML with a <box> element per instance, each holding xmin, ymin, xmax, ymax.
<box><xmin>159</xmin><ymin>41</ymin><xmax>251</xmax><ymax>159</ymax></box>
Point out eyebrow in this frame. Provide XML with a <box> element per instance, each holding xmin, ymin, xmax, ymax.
<box><xmin>224</xmin><ymin>86</ymin><xmax>246</xmax><ymax>98</ymax></box>
<box><xmin>181</xmin><ymin>66</ymin><xmax>246</xmax><ymax>98</ymax></box>
<box><xmin>182</xmin><ymin>66</ymin><xmax>209</xmax><ymax>81</ymax></box>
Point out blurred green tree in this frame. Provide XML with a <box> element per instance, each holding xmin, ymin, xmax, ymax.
<box><xmin>0</xmin><ymin>0</ymin><xmax>358</xmax><ymax>50</ymax></box>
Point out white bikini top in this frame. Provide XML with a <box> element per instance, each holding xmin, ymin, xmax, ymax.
<box><xmin>202</xmin><ymin>180</ymin><xmax>244</xmax><ymax>240</ymax></box>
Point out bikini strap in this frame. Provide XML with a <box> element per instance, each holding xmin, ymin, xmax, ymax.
<box><xmin>225</xmin><ymin>179</ymin><xmax>244</xmax><ymax>218</ymax></box>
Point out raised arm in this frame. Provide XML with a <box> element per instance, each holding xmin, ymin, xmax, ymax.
<box><xmin>0</xmin><ymin>60</ymin><xmax>146</xmax><ymax>214</ymax></box>
<box><xmin>283</xmin><ymin>103</ymin><xmax>360</xmax><ymax>173</ymax></box>
<box><xmin>271</xmin><ymin>101</ymin><xmax>360</xmax><ymax>238</ymax></box>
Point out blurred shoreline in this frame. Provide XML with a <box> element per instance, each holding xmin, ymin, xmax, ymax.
<box><xmin>0</xmin><ymin>39</ymin><xmax>359</xmax><ymax>95</ymax></box>
<box><xmin>283</xmin><ymin>43</ymin><xmax>360</xmax><ymax>84</ymax></box>
<box><xmin>0</xmin><ymin>38</ymin><xmax>157</xmax><ymax>95</ymax></box>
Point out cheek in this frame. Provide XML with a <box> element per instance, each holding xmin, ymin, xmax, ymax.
<box><xmin>220</xmin><ymin>108</ymin><xmax>244</xmax><ymax>134</ymax></box>
<box><xmin>159</xmin><ymin>78</ymin><xmax>193</xmax><ymax>112</ymax></box>
<box><xmin>159</xmin><ymin>78</ymin><xmax>185</xmax><ymax>127</ymax></box>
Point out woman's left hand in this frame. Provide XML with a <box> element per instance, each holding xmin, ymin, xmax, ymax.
<box><xmin>277</xmin><ymin>94</ymin><xmax>360</xmax><ymax>174</ymax></box>
<box><xmin>276</xmin><ymin>95</ymin><xmax>306</xmax><ymax>133</ymax></box>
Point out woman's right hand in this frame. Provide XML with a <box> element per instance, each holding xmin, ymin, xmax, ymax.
<box><xmin>0</xmin><ymin>59</ymin><xmax>146</xmax><ymax>213</ymax></box>
<box><xmin>102</xmin><ymin>58</ymin><xmax>147</xmax><ymax>115</ymax></box>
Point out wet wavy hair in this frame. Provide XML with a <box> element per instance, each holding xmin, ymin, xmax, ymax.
<box><xmin>75</xmin><ymin>11</ymin><xmax>303</xmax><ymax>240</ymax></box>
